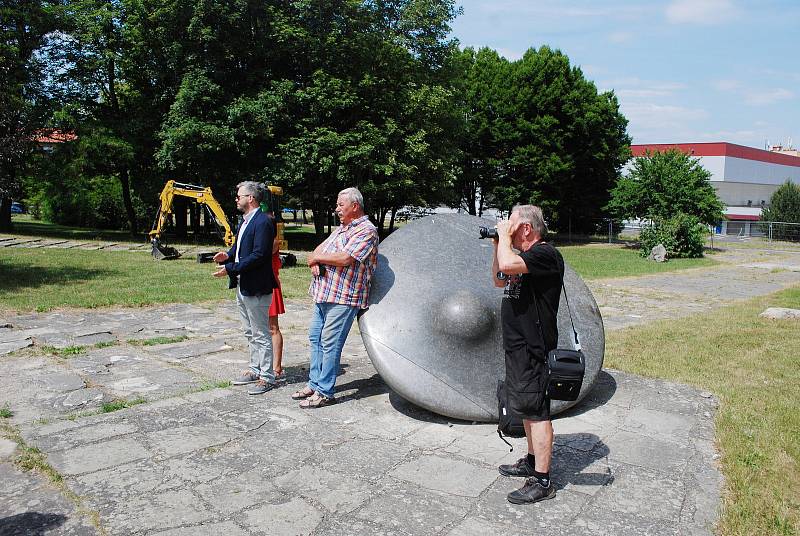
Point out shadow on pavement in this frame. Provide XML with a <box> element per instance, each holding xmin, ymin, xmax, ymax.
<box><xmin>552</xmin><ymin>433</ymin><xmax>614</xmax><ymax>490</ymax></box>
<box><xmin>556</xmin><ymin>370</ymin><xmax>617</xmax><ymax>419</ymax></box>
<box><xmin>0</xmin><ymin>512</ymin><xmax>68</xmax><ymax>535</ymax></box>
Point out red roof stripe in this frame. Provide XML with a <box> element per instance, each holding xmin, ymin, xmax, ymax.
<box><xmin>631</xmin><ymin>142</ymin><xmax>800</xmax><ymax>168</ymax></box>
<box><xmin>725</xmin><ymin>214</ymin><xmax>761</xmax><ymax>221</ymax></box>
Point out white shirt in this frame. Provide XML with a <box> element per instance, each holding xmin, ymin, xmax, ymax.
<box><xmin>235</xmin><ymin>207</ymin><xmax>259</xmax><ymax>263</ymax></box>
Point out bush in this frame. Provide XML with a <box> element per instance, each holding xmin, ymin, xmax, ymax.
<box><xmin>761</xmin><ymin>181</ymin><xmax>800</xmax><ymax>241</ymax></box>
<box><xmin>639</xmin><ymin>213</ymin><xmax>707</xmax><ymax>259</ymax></box>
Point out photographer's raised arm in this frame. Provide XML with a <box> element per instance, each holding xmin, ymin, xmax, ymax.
<box><xmin>491</xmin><ymin>241</ymin><xmax>505</xmax><ymax>287</ymax></box>
<box><xmin>496</xmin><ymin>220</ymin><xmax>530</xmax><ymax>275</ymax></box>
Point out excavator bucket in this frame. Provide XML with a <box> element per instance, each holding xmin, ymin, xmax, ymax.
<box><xmin>151</xmin><ymin>238</ymin><xmax>181</xmax><ymax>260</ymax></box>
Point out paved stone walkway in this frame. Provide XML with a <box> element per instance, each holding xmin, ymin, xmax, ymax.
<box><xmin>1</xmin><ymin>244</ymin><xmax>799</xmax><ymax>535</ymax></box>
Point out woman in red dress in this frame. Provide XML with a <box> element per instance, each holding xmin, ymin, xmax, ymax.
<box><xmin>269</xmin><ymin>235</ymin><xmax>286</xmax><ymax>379</ymax></box>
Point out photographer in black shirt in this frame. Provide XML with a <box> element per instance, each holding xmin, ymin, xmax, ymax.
<box><xmin>492</xmin><ymin>205</ymin><xmax>565</xmax><ymax>504</ymax></box>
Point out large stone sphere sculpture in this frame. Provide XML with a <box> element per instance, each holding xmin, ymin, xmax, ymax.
<box><xmin>358</xmin><ymin>213</ymin><xmax>604</xmax><ymax>421</ymax></box>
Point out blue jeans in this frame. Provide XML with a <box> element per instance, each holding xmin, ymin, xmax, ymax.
<box><xmin>307</xmin><ymin>302</ymin><xmax>359</xmax><ymax>399</ymax></box>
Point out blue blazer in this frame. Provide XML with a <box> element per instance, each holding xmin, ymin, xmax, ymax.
<box><xmin>224</xmin><ymin>209</ymin><xmax>277</xmax><ymax>296</ymax></box>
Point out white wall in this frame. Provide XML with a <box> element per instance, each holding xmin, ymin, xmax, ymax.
<box><xmin>722</xmin><ymin>156</ymin><xmax>800</xmax><ymax>185</ymax></box>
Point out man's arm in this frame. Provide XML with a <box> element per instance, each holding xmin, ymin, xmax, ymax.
<box><xmin>308</xmin><ymin>226</ymin><xmax>377</xmax><ymax>268</ymax></box>
<box><xmin>491</xmin><ymin>241</ymin><xmax>505</xmax><ymax>287</ymax></box>
<box><xmin>495</xmin><ymin>220</ymin><xmax>529</xmax><ymax>275</ymax></box>
<box><xmin>309</xmin><ymin>250</ymin><xmax>354</xmax><ymax>267</ymax></box>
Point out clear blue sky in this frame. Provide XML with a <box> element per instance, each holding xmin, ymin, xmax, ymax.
<box><xmin>450</xmin><ymin>0</ymin><xmax>800</xmax><ymax>149</ymax></box>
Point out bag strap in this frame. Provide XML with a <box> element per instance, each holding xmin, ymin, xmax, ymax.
<box><xmin>560</xmin><ymin>281</ymin><xmax>581</xmax><ymax>351</ymax></box>
<box><xmin>497</xmin><ymin>430</ymin><xmax>514</xmax><ymax>451</ymax></box>
<box><xmin>528</xmin><ymin>246</ymin><xmax>581</xmax><ymax>351</ymax></box>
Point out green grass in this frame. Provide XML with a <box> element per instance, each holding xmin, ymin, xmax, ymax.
<box><xmin>41</xmin><ymin>345</ymin><xmax>88</xmax><ymax>357</ymax></box>
<box><xmin>0</xmin><ymin>403</ymin><xmax>12</xmax><ymax>418</ymax></box>
<box><xmin>0</xmin><ymin>248</ymin><xmax>312</xmax><ymax>312</ymax></box>
<box><xmin>605</xmin><ymin>285</ymin><xmax>800</xmax><ymax>536</ymax></box>
<box><xmin>559</xmin><ymin>243</ymin><xmax>717</xmax><ymax>279</ymax></box>
<box><xmin>127</xmin><ymin>335</ymin><xmax>189</xmax><ymax>346</ymax></box>
<box><xmin>101</xmin><ymin>397</ymin><xmax>147</xmax><ymax>413</ymax></box>
<box><xmin>194</xmin><ymin>379</ymin><xmax>232</xmax><ymax>392</ymax></box>
<box><xmin>1</xmin><ymin>242</ymin><xmax>719</xmax><ymax>312</ymax></box>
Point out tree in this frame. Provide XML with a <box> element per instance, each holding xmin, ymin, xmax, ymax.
<box><xmin>607</xmin><ymin>148</ymin><xmax>724</xmax><ymax>226</ymax></box>
<box><xmin>491</xmin><ymin>46</ymin><xmax>630</xmax><ymax>232</ymax></box>
<box><xmin>761</xmin><ymin>181</ymin><xmax>800</xmax><ymax>240</ymax></box>
<box><xmin>450</xmin><ymin>47</ymin><xmax>507</xmax><ymax>215</ymax></box>
<box><xmin>155</xmin><ymin>0</ymin><xmax>463</xmax><ymax>237</ymax></box>
<box><xmin>0</xmin><ymin>0</ymin><xmax>57</xmax><ymax>230</ymax></box>
<box><xmin>762</xmin><ymin>181</ymin><xmax>800</xmax><ymax>223</ymax></box>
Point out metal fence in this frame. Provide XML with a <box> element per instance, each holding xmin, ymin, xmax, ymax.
<box><xmin>581</xmin><ymin>219</ymin><xmax>800</xmax><ymax>245</ymax></box>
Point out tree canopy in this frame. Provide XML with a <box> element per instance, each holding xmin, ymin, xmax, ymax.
<box><xmin>607</xmin><ymin>149</ymin><xmax>724</xmax><ymax>226</ymax></box>
<box><xmin>12</xmin><ymin>0</ymin><xmax>635</xmax><ymax>238</ymax></box>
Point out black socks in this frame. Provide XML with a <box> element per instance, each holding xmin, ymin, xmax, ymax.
<box><xmin>526</xmin><ymin>453</ymin><xmax>536</xmax><ymax>467</ymax></box>
<box><xmin>533</xmin><ymin>470</ymin><xmax>550</xmax><ymax>488</ymax></box>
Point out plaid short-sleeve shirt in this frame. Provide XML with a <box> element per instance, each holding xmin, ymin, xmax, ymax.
<box><xmin>309</xmin><ymin>215</ymin><xmax>379</xmax><ymax>309</ymax></box>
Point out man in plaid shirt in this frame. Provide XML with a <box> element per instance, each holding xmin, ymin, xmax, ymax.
<box><xmin>291</xmin><ymin>187</ymin><xmax>379</xmax><ymax>408</ymax></box>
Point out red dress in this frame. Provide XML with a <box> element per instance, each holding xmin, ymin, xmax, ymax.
<box><xmin>269</xmin><ymin>252</ymin><xmax>286</xmax><ymax>316</ymax></box>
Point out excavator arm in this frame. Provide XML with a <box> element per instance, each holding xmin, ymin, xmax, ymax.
<box><xmin>149</xmin><ymin>180</ymin><xmax>235</xmax><ymax>260</ymax></box>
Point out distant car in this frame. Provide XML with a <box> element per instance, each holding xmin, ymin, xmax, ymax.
<box><xmin>10</xmin><ymin>202</ymin><xmax>24</xmax><ymax>214</ymax></box>
<box><xmin>282</xmin><ymin>207</ymin><xmax>295</xmax><ymax>213</ymax></box>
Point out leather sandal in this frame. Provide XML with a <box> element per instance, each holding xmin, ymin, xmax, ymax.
<box><xmin>291</xmin><ymin>387</ymin><xmax>315</xmax><ymax>400</ymax></box>
<box><xmin>299</xmin><ymin>393</ymin><xmax>334</xmax><ymax>409</ymax></box>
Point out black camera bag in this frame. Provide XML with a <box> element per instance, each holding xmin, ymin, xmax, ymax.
<box><xmin>546</xmin><ymin>348</ymin><xmax>585</xmax><ymax>401</ymax></box>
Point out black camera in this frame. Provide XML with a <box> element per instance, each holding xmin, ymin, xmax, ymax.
<box><xmin>478</xmin><ymin>226</ymin><xmax>498</xmax><ymax>239</ymax></box>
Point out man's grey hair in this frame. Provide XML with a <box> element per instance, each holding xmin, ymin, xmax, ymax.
<box><xmin>512</xmin><ymin>204</ymin><xmax>547</xmax><ymax>238</ymax></box>
<box><xmin>338</xmin><ymin>187</ymin><xmax>364</xmax><ymax>211</ymax></box>
<box><xmin>237</xmin><ymin>181</ymin><xmax>265</xmax><ymax>203</ymax></box>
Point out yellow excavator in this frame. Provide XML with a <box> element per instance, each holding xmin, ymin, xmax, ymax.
<box><xmin>149</xmin><ymin>180</ymin><xmax>291</xmax><ymax>264</ymax></box>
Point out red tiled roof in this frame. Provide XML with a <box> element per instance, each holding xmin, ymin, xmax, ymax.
<box><xmin>33</xmin><ymin>129</ymin><xmax>77</xmax><ymax>144</ymax></box>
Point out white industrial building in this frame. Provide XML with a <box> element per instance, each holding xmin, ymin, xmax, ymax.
<box><xmin>630</xmin><ymin>142</ymin><xmax>800</xmax><ymax>235</ymax></box>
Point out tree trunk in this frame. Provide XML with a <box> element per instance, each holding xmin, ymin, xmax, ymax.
<box><xmin>0</xmin><ymin>196</ymin><xmax>12</xmax><ymax>232</ymax></box>
<box><xmin>388</xmin><ymin>207</ymin><xmax>397</xmax><ymax>233</ymax></box>
<box><xmin>312</xmin><ymin>195</ymin><xmax>326</xmax><ymax>237</ymax></box>
<box><xmin>175</xmin><ymin>196</ymin><xmax>187</xmax><ymax>238</ymax></box>
<box><xmin>119</xmin><ymin>168</ymin><xmax>138</xmax><ymax>234</ymax></box>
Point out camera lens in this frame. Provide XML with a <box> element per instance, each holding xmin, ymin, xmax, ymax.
<box><xmin>478</xmin><ymin>226</ymin><xmax>498</xmax><ymax>239</ymax></box>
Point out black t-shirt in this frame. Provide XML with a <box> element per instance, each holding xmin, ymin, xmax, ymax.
<box><xmin>501</xmin><ymin>241</ymin><xmax>565</xmax><ymax>358</ymax></box>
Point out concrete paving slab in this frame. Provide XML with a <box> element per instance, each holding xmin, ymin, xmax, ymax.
<box><xmin>48</xmin><ymin>437</ymin><xmax>150</xmax><ymax>476</ymax></box>
<box><xmin>390</xmin><ymin>455</ymin><xmax>498</xmax><ymax>497</ymax></box>
<box><xmin>0</xmin><ymin>337</ymin><xmax>32</xmax><ymax>354</ymax></box>
<box><xmin>0</xmin><ymin>462</ymin><xmax>99</xmax><ymax>536</ymax></box>
<box><xmin>150</xmin><ymin>521</ymin><xmax>249</xmax><ymax>536</ymax></box>
<box><xmin>242</xmin><ymin>497</ymin><xmax>324</xmax><ymax>536</ymax></box>
<box><xmin>354</xmin><ymin>485</ymin><xmax>469</xmax><ymax>535</ymax></box>
<box><xmin>274</xmin><ymin>466</ymin><xmax>373</xmax><ymax>514</ymax></box>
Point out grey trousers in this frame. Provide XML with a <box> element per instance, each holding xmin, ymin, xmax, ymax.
<box><xmin>236</xmin><ymin>288</ymin><xmax>275</xmax><ymax>382</ymax></box>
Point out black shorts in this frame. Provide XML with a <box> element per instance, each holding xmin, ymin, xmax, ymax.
<box><xmin>504</xmin><ymin>344</ymin><xmax>550</xmax><ymax>421</ymax></box>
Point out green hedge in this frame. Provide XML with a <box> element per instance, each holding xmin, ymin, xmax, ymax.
<box><xmin>639</xmin><ymin>213</ymin><xmax>707</xmax><ymax>259</ymax></box>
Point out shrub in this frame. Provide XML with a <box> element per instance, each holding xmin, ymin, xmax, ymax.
<box><xmin>639</xmin><ymin>213</ymin><xmax>707</xmax><ymax>259</ymax></box>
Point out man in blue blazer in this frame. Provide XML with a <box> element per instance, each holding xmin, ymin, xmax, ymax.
<box><xmin>213</xmin><ymin>181</ymin><xmax>277</xmax><ymax>395</ymax></box>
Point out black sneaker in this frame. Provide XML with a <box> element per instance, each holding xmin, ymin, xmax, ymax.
<box><xmin>498</xmin><ymin>457</ymin><xmax>535</xmax><ymax>477</ymax></box>
<box><xmin>507</xmin><ymin>478</ymin><xmax>556</xmax><ymax>505</ymax></box>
